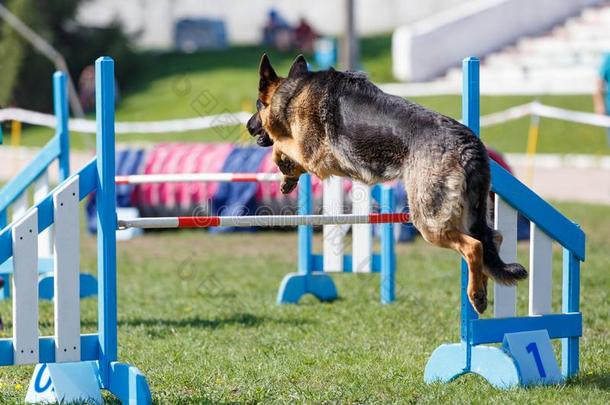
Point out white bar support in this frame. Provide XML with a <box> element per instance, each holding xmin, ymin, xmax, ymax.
<box><xmin>34</xmin><ymin>171</ymin><xmax>53</xmax><ymax>258</ymax></box>
<box><xmin>323</xmin><ymin>177</ymin><xmax>344</xmax><ymax>272</ymax></box>
<box><xmin>351</xmin><ymin>181</ymin><xmax>372</xmax><ymax>273</ymax></box>
<box><xmin>529</xmin><ymin>223</ymin><xmax>554</xmax><ymax>315</ymax></box>
<box><xmin>53</xmin><ymin>176</ymin><xmax>81</xmax><ymax>362</ymax></box>
<box><xmin>493</xmin><ymin>196</ymin><xmax>518</xmax><ymax>318</ymax></box>
<box><xmin>12</xmin><ymin>209</ymin><xmax>39</xmax><ymax>365</ymax></box>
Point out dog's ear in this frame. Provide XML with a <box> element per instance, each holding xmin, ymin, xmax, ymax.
<box><xmin>288</xmin><ymin>54</ymin><xmax>308</xmax><ymax>78</ymax></box>
<box><xmin>259</xmin><ymin>53</ymin><xmax>278</xmax><ymax>92</ymax></box>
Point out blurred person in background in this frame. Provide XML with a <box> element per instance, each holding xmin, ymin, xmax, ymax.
<box><xmin>78</xmin><ymin>65</ymin><xmax>96</xmax><ymax>113</ymax></box>
<box><xmin>78</xmin><ymin>64</ymin><xmax>120</xmax><ymax>113</ymax></box>
<box><xmin>263</xmin><ymin>9</ymin><xmax>293</xmax><ymax>51</ymax></box>
<box><xmin>593</xmin><ymin>52</ymin><xmax>610</xmax><ymax>146</ymax></box>
<box><xmin>294</xmin><ymin>18</ymin><xmax>317</xmax><ymax>54</ymax></box>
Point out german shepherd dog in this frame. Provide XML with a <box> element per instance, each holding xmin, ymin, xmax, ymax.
<box><xmin>246</xmin><ymin>54</ymin><xmax>528</xmax><ymax>313</ymax></box>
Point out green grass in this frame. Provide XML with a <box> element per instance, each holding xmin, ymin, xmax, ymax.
<box><xmin>12</xmin><ymin>35</ymin><xmax>610</xmax><ymax>155</ymax></box>
<box><xmin>0</xmin><ymin>201</ymin><xmax>608</xmax><ymax>403</ymax></box>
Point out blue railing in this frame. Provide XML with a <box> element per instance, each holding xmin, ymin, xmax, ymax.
<box><xmin>490</xmin><ymin>162</ymin><xmax>585</xmax><ymax>260</ymax></box>
<box><xmin>0</xmin><ymin>159</ymin><xmax>97</xmax><ymax>266</ymax></box>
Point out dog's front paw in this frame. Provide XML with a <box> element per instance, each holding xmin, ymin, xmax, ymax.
<box><xmin>277</xmin><ymin>154</ymin><xmax>298</xmax><ymax>176</ymax></box>
<box><xmin>280</xmin><ymin>178</ymin><xmax>298</xmax><ymax>194</ymax></box>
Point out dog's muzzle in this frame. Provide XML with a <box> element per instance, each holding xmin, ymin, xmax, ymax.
<box><xmin>247</xmin><ymin>114</ymin><xmax>274</xmax><ymax>147</ymax></box>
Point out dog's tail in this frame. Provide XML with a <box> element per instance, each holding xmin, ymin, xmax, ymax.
<box><xmin>474</xmin><ymin>219</ymin><xmax>528</xmax><ymax>285</ymax></box>
<box><xmin>468</xmin><ymin>193</ymin><xmax>528</xmax><ymax>285</ymax></box>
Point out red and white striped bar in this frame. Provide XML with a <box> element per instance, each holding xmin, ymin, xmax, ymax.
<box><xmin>117</xmin><ymin>213</ymin><xmax>410</xmax><ymax>230</ymax></box>
<box><xmin>115</xmin><ymin>172</ymin><xmax>283</xmax><ymax>185</ymax></box>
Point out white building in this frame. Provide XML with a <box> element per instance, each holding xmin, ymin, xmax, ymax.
<box><xmin>76</xmin><ymin>0</ymin><xmax>466</xmax><ymax>49</ymax></box>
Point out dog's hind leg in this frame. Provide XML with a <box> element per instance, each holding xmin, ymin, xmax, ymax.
<box><xmin>446</xmin><ymin>231</ymin><xmax>487</xmax><ymax>314</ymax></box>
<box><xmin>420</xmin><ymin>228</ymin><xmax>488</xmax><ymax>314</ymax></box>
<box><xmin>273</xmin><ymin>146</ymin><xmax>306</xmax><ymax>194</ymax></box>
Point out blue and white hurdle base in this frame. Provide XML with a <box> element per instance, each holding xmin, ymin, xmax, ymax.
<box><xmin>425</xmin><ymin>329</ymin><xmax>564</xmax><ymax>389</ymax></box>
<box><xmin>277</xmin><ymin>273</ymin><xmax>338</xmax><ymax>304</ymax></box>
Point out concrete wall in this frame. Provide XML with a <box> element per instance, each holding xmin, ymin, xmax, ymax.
<box><xmin>392</xmin><ymin>0</ymin><xmax>604</xmax><ymax>82</ymax></box>
<box><xmin>76</xmin><ymin>0</ymin><xmax>467</xmax><ymax>49</ymax></box>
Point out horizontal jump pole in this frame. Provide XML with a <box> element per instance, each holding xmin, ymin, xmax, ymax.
<box><xmin>117</xmin><ymin>213</ymin><xmax>410</xmax><ymax>230</ymax></box>
<box><xmin>115</xmin><ymin>172</ymin><xmax>283</xmax><ymax>185</ymax></box>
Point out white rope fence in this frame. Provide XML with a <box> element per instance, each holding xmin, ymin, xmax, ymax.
<box><xmin>1</xmin><ymin>102</ymin><xmax>609</xmax><ymax>134</ymax></box>
<box><xmin>480</xmin><ymin>101</ymin><xmax>610</xmax><ymax>128</ymax></box>
<box><xmin>0</xmin><ymin>108</ymin><xmax>251</xmax><ymax>134</ymax></box>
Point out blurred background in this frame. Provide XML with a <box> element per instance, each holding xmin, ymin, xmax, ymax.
<box><xmin>1</xmin><ymin>0</ymin><xmax>609</xmax><ymax>209</ymax></box>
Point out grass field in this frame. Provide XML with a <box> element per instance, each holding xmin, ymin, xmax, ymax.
<box><xmin>0</xmin><ymin>201</ymin><xmax>608</xmax><ymax>403</ymax></box>
<box><xmin>13</xmin><ymin>35</ymin><xmax>610</xmax><ymax>156</ymax></box>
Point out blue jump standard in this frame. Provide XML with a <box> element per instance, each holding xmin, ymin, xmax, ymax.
<box><xmin>423</xmin><ymin>57</ymin><xmax>584</xmax><ymax>389</ymax></box>
<box><xmin>277</xmin><ymin>172</ymin><xmax>397</xmax><ymax>304</ymax></box>
<box><xmin>95</xmin><ymin>56</ymin><xmax>153</xmax><ymax>402</ymax></box>
<box><xmin>277</xmin><ymin>173</ymin><xmax>338</xmax><ymax>303</ymax></box>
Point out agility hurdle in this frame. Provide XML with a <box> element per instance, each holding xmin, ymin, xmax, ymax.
<box><xmin>118</xmin><ymin>213</ymin><xmax>409</xmax><ymax>229</ymax></box>
<box><xmin>115</xmin><ymin>168</ymin><xmax>400</xmax><ymax>304</ymax></box>
<box><xmin>0</xmin><ymin>72</ymin><xmax>97</xmax><ymax>301</ymax></box>
<box><xmin>424</xmin><ymin>58</ymin><xmax>585</xmax><ymax>388</ymax></box>
<box><xmin>275</xmin><ymin>174</ymin><xmax>399</xmax><ymax>304</ymax></box>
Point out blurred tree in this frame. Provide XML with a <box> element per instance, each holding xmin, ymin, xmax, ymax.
<box><xmin>0</xmin><ymin>0</ymin><xmax>47</xmax><ymax>107</ymax></box>
<box><xmin>0</xmin><ymin>0</ymin><xmax>139</xmax><ymax>112</ymax></box>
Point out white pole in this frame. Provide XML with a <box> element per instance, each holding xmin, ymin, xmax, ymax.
<box><xmin>118</xmin><ymin>213</ymin><xmax>410</xmax><ymax>230</ymax></box>
<box><xmin>115</xmin><ymin>172</ymin><xmax>283</xmax><ymax>185</ymax></box>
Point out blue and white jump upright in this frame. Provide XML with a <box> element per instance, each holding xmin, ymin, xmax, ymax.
<box><xmin>277</xmin><ymin>174</ymin><xmax>397</xmax><ymax>304</ymax></box>
<box><xmin>0</xmin><ymin>57</ymin><xmax>151</xmax><ymax>403</ymax></box>
<box><xmin>424</xmin><ymin>58</ymin><xmax>584</xmax><ymax>388</ymax></box>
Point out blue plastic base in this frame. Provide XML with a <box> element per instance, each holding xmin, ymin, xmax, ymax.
<box><xmin>424</xmin><ymin>343</ymin><xmax>521</xmax><ymax>389</ymax></box>
<box><xmin>106</xmin><ymin>361</ymin><xmax>152</xmax><ymax>404</ymax></box>
<box><xmin>27</xmin><ymin>362</ymin><xmax>103</xmax><ymax>403</ymax></box>
<box><xmin>25</xmin><ymin>360</ymin><xmax>151</xmax><ymax>404</ymax></box>
<box><xmin>276</xmin><ymin>272</ymin><xmax>338</xmax><ymax>304</ymax></box>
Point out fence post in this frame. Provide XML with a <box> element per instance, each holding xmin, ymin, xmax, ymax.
<box><xmin>95</xmin><ymin>56</ymin><xmax>118</xmax><ymax>387</ymax></box>
<box><xmin>54</xmin><ymin>71</ymin><xmax>70</xmax><ymax>181</ymax></box>
<box><xmin>460</xmin><ymin>56</ymin><xmax>480</xmax><ymax>371</ymax></box>
<box><xmin>297</xmin><ymin>173</ymin><xmax>313</xmax><ymax>275</ymax></box>
<box><xmin>562</xmin><ymin>248</ymin><xmax>580</xmax><ymax>377</ymax></box>
<box><xmin>380</xmin><ymin>186</ymin><xmax>395</xmax><ymax>304</ymax></box>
